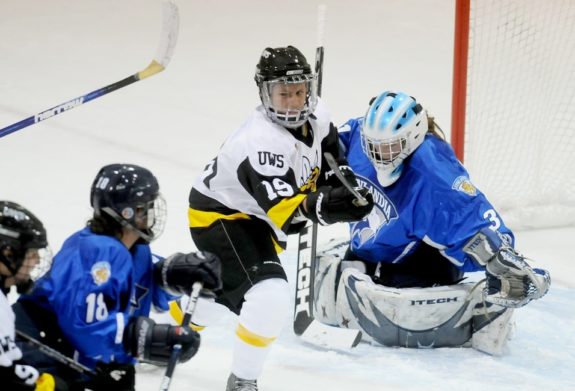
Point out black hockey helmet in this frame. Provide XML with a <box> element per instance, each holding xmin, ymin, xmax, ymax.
<box><xmin>90</xmin><ymin>163</ymin><xmax>166</xmax><ymax>242</ymax></box>
<box><xmin>254</xmin><ymin>46</ymin><xmax>312</xmax><ymax>84</ymax></box>
<box><xmin>254</xmin><ymin>46</ymin><xmax>318</xmax><ymax>128</ymax></box>
<box><xmin>0</xmin><ymin>201</ymin><xmax>50</xmax><ymax>291</ymax></box>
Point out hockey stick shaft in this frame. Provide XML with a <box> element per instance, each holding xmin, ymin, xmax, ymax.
<box><xmin>323</xmin><ymin>151</ymin><xmax>369</xmax><ymax>206</ymax></box>
<box><xmin>16</xmin><ymin>329</ymin><xmax>96</xmax><ymax>376</ymax></box>
<box><xmin>309</xmin><ymin>3</ymin><xmax>326</xmax><ymax>316</ymax></box>
<box><xmin>315</xmin><ymin>4</ymin><xmax>326</xmax><ymax>97</ymax></box>
<box><xmin>294</xmin><ymin>4</ymin><xmax>327</xmax><ymax>335</ymax></box>
<box><xmin>294</xmin><ymin>222</ymin><xmax>315</xmax><ymax>335</ymax></box>
<box><xmin>293</xmin><ymin>5</ymin><xmax>362</xmax><ymax>349</ymax></box>
<box><xmin>159</xmin><ymin>281</ymin><xmax>203</xmax><ymax>391</ymax></box>
<box><xmin>0</xmin><ymin>0</ymin><xmax>179</xmax><ymax>139</ymax></box>
<box><xmin>311</xmin><ymin>3</ymin><xmax>326</xmax><ymax>286</ymax></box>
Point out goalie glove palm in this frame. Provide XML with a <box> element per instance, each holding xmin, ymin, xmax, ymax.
<box><xmin>485</xmin><ymin>248</ymin><xmax>550</xmax><ymax>308</ymax></box>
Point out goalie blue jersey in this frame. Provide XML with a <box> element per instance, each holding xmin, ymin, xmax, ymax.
<box><xmin>18</xmin><ymin>227</ymin><xmax>174</xmax><ymax>368</ymax></box>
<box><xmin>338</xmin><ymin>117</ymin><xmax>513</xmax><ymax>272</ymax></box>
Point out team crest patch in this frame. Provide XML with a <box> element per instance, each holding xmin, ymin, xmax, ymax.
<box><xmin>91</xmin><ymin>261</ymin><xmax>112</xmax><ymax>285</ymax></box>
<box><xmin>452</xmin><ymin>176</ymin><xmax>477</xmax><ymax>196</ymax></box>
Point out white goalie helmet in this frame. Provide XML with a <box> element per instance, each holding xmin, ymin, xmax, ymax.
<box><xmin>361</xmin><ymin>91</ymin><xmax>428</xmax><ymax>186</ymax></box>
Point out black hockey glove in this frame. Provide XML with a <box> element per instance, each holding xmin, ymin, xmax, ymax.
<box><xmin>124</xmin><ymin>316</ymin><xmax>200</xmax><ymax>365</ymax></box>
<box><xmin>303</xmin><ymin>186</ymin><xmax>373</xmax><ymax>225</ymax></box>
<box><xmin>155</xmin><ymin>251</ymin><xmax>222</xmax><ymax>294</ymax></box>
<box><xmin>80</xmin><ymin>362</ymin><xmax>135</xmax><ymax>391</ymax></box>
<box><xmin>320</xmin><ymin>157</ymin><xmax>360</xmax><ymax>189</ymax></box>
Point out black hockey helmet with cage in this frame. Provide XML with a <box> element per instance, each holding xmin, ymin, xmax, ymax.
<box><xmin>254</xmin><ymin>46</ymin><xmax>312</xmax><ymax>84</ymax></box>
<box><xmin>90</xmin><ymin>163</ymin><xmax>166</xmax><ymax>242</ymax></box>
<box><xmin>254</xmin><ymin>46</ymin><xmax>318</xmax><ymax>128</ymax></box>
<box><xmin>0</xmin><ymin>201</ymin><xmax>47</xmax><ymax>272</ymax></box>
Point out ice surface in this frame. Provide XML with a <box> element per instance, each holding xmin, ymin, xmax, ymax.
<box><xmin>1</xmin><ymin>1</ymin><xmax>573</xmax><ymax>390</ymax></box>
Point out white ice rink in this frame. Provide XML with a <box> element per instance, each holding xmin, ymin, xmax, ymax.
<box><xmin>1</xmin><ymin>1</ymin><xmax>574</xmax><ymax>390</ymax></box>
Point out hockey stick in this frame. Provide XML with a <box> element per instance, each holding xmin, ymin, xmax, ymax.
<box><xmin>293</xmin><ymin>5</ymin><xmax>362</xmax><ymax>350</ymax></box>
<box><xmin>323</xmin><ymin>151</ymin><xmax>369</xmax><ymax>206</ymax></box>
<box><xmin>0</xmin><ymin>0</ymin><xmax>179</xmax><ymax>139</ymax></box>
<box><xmin>158</xmin><ymin>281</ymin><xmax>203</xmax><ymax>391</ymax></box>
<box><xmin>15</xmin><ymin>329</ymin><xmax>97</xmax><ymax>376</ymax></box>
<box><xmin>293</xmin><ymin>3</ymin><xmax>326</xmax><ymax>339</ymax></box>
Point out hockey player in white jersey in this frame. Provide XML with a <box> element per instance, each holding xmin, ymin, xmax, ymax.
<box><xmin>188</xmin><ymin>46</ymin><xmax>373</xmax><ymax>390</ymax></box>
<box><xmin>0</xmin><ymin>201</ymin><xmax>58</xmax><ymax>390</ymax></box>
<box><xmin>313</xmin><ymin>91</ymin><xmax>551</xmax><ymax>355</ymax></box>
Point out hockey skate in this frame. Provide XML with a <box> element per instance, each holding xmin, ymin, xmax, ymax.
<box><xmin>226</xmin><ymin>373</ymin><xmax>258</xmax><ymax>391</ymax></box>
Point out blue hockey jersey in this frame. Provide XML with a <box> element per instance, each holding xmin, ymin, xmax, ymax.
<box><xmin>339</xmin><ymin>117</ymin><xmax>513</xmax><ymax>272</ymax></box>
<box><xmin>19</xmin><ymin>227</ymin><xmax>174</xmax><ymax>368</ymax></box>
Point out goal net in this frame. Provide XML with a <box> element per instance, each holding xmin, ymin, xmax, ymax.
<box><xmin>451</xmin><ymin>0</ymin><xmax>575</xmax><ymax>230</ymax></box>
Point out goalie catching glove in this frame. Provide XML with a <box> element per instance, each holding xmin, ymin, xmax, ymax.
<box><xmin>302</xmin><ymin>186</ymin><xmax>373</xmax><ymax>225</ymax></box>
<box><xmin>155</xmin><ymin>251</ymin><xmax>222</xmax><ymax>295</ymax></box>
<box><xmin>464</xmin><ymin>228</ymin><xmax>550</xmax><ymax>308</ymax></box>
<box><xmin>124</xmin><ymin>316</ymin><xmax>200</xmax><ymax>365</ymax></box>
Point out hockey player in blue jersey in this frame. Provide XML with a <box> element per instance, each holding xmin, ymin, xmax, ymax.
<box><xmin>313</xmin><ymin>91</ymin><xmax>551</xmax><ymax>355</ymax></box>
<box><xmin>13</xmin><ymin>164</ymin><xmax>222</xmax><ymax>391</ymax></box>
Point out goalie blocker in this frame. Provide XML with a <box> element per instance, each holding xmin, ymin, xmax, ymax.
<box><xmin>313</xmin><ymin>239</ymin><xmax>523</xmax><ymax>355</ymax></box>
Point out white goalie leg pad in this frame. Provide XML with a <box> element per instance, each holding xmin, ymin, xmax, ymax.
<box><xmin>313</xmin><ymin>249</ymin><xmax>367</xmax><ymax>326</ymax></box>
<box><xmin>313</xmin><ymin>252</ymin><xmax>341</xmax><ymax>325</ymax></box>
<box><xmin>335</xmin><ymin>268</ymin><xmax>480</xmax><ymax>348</ymax></box>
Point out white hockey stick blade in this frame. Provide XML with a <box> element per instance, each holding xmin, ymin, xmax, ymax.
<box><xmin>138</xmin><ymin>0</ymin><xmax>180</xmax><ymax>80</ymax></box>
<box><xmin>155</xmin><ymin>0</ymin><xmax>180</xmax><ymax>68</ymax></box>
<box><xmin>299</xmin><ymin>320</ymin><xmax>362</xmax><ymax>350</ymax></box>
<box><xmin>0</xmin><ymin>0</ymin><xmax>180</xmax><ymax>139</ymax></box>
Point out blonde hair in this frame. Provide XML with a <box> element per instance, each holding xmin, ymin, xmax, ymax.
<box><xmin>426</xmin><ymin>115</ymin><xmax>446</xmax><ymax>141</ymax></box>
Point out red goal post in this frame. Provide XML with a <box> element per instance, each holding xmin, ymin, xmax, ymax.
<box><xmin>450</xmin><ymin>0</ymin><xmax>575</xmax><ymax>230</ymax></box>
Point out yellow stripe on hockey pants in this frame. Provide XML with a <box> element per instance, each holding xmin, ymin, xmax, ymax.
<box><xmin>236</xmin><ymin>323</ymin><xmax>276</xmax><ymax>347</ymax></box>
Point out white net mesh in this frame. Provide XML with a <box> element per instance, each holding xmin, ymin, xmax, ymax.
<box><xmin>463</xmin><ymin>0</ymin><xmax>575</xmax><ymax>230</ymax></box>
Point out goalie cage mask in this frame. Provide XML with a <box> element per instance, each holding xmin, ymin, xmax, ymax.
<box><xmin>361</xmin><ymin>91</ymin><xmax>428</xmax><ymax>187</ymax></box>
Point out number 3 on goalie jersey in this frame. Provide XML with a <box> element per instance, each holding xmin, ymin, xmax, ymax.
<box><xmin>261</xmin><ymin>178</ymin><xmax>294</xmax><ymax>200</ymax></box>
<box><xmin>85</xmin><ymin>292</ymin><xmax>108</xmax><ymax>322</ymax></box>
<box><xmin>483</xmin><ymin>208</ymin><xmax>501</xmax><ymax>231</ymax></box>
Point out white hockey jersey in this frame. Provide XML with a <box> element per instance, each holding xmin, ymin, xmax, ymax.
<box><xmin>1</xmin><ymin>290</ymin><xmax>40</xmax><ymax>386</ymax></box>
<box><xmin>0</xmin><ymin>290</ymin><xmax>22</xmax><ymax>367</ymax></box>
<box><xmin>189</xmin><ymin>99</ymin><xmax>338</xmax><ymax>248</ymax></box>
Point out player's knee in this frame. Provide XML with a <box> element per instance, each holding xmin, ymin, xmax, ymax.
<box><xmin>239</xmin><ymin>278</ymin><xmax>290</xmax><ymax>337</ymax></box>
